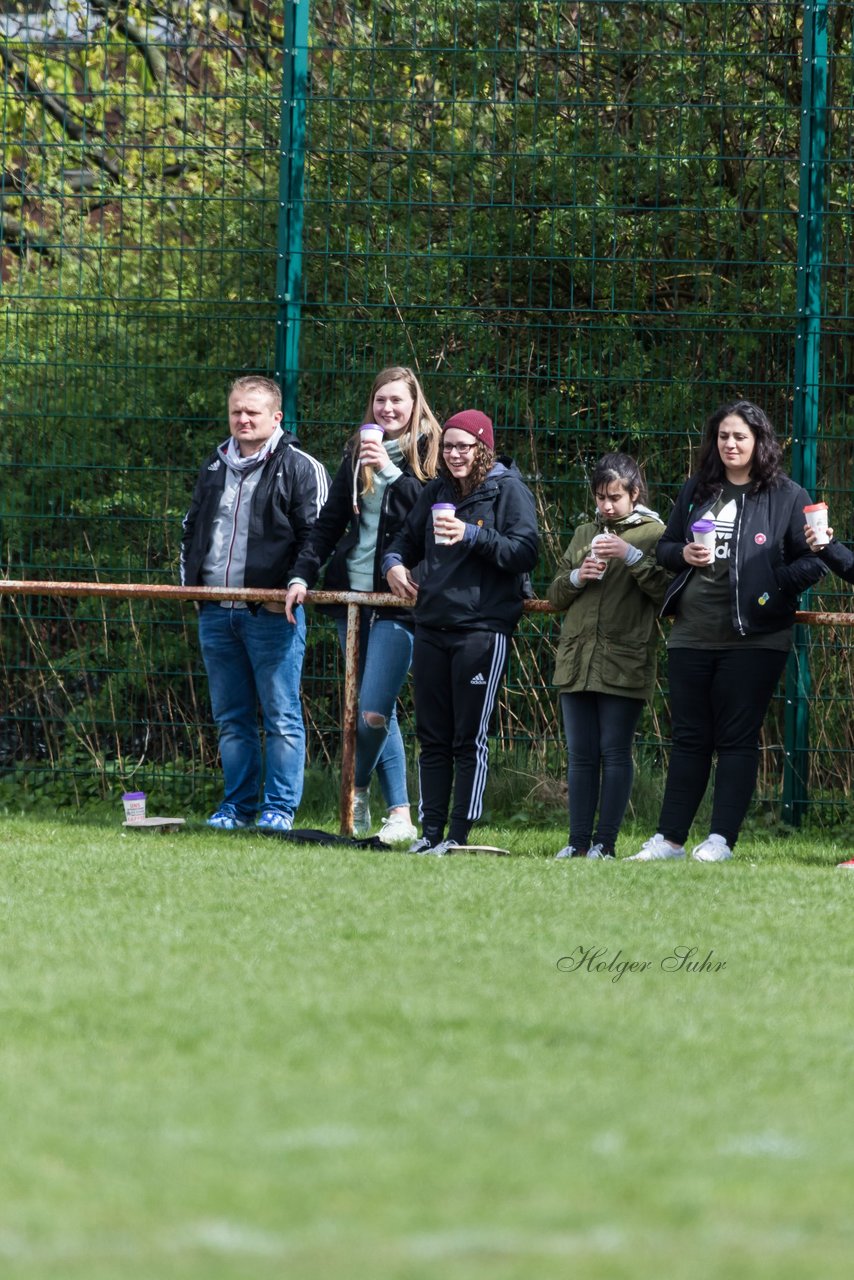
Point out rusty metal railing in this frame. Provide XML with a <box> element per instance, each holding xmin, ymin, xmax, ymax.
<box><xmin>1</xmin><ymin>579</ymin><xmax>851</xmax><ymax>834</ymax></box>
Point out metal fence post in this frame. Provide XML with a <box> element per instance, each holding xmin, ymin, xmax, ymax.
<box><xmin>784</xmin><ymin>0</ymin><xmax>828</xmax><ymax>825</ymax></box>
<box><xmin>275</xmin><ymin>0</ymin><xmax>310</xmax><ymax>431</ymax></box>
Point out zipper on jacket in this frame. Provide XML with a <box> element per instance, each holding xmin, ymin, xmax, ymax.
<box><xmin>733</xmin><ymin>494</ymin><xmax>746</xmax><ymax>635</ymax></box>
<box><xmin>223</xmin><ymin>473</ymin><xmax>247</xmax><ymax>591</ymax></box>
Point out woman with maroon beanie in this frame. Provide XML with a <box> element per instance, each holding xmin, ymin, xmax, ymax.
<box><xmin>384</xmin><ymin>410</ymin><xmax>539</xmax><ymax>854</ymax></box>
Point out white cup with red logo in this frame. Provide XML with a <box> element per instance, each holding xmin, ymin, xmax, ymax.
<box><xmin>804</xmin><ymin>502</ymin><xmax>829</xmax><ymax>547</ymax></box>
<box><xmin>122</xmin><ymin>791</ymin><xmax>147</xmax><ymax>824</ymax></box>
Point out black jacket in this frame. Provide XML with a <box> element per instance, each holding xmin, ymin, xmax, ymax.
<box><xmin>180</xmin><ymin>435</ymin><xmax>330</xmax><ymax>590</ymax></box>
<box><xmin>657</xmin><ymin>474</ymin><xmax>827</xmax><ymax>635</ymax></box>
<box><xmin>385</xmin><ymin>460</ymin><xmax>540</xmax><ymax>634</ymax></box>
<box><xmin>289</xmin><ymin>441</ymin><xmax>432</xmax><ymax>624</ymax></box>
<box><xmin>815</xmin><ymin>537</ymin><xmax>854</xmax><ymax>584</ymax></box>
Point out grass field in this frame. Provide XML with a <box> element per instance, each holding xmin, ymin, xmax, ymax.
<box><xmin>1</xmin><ymin>814</ymin><xmax>852</xmax><ymax>1279</ymax></box>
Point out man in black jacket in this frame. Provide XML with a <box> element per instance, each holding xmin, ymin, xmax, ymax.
<box><xmin>181</xmin><ymin>376</ymin><xmax>329</xmax><ymax>831</ymax></box>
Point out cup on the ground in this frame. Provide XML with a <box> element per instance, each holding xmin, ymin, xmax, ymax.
<box><xmin>359</xmin><ymin>424</ymin><xmax>385</xmax><ymax>462</ymax></box>
<box><xmin>122</xmin><ymin>791</ymin><xmax>146</xmax><ymax>823</ymax></box>
<box><xmin>432</xmin><ymin>502</ymin><xmax>457</xmax><ymax>545</ymax></box>
<box><xmin>691</xmin><ymin>518</ymin><xmax>716</xmax><ymax>554</ymax></box>
<box><xmin>804</xmin><ymin>502</ymin><xmax>829</xmax><ymax>547</ymax></box>
<box><xmin>586</xmin><ymin>533</ymin><xmax>609</xmax><ymax>579</ymax></box>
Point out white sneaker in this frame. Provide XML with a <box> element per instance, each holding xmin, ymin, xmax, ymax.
<box><xmin>625</xmin><ymin>833</ymin><xmax>686</xmax><ymax>861</ymax></box>
<box><xmin>378</xmin><ymin>812</ymin><xmax>418</xmax><ymax>845</ymax></box>
<box><xmin>554</xmin><ymin>844</ymin><xmax>584</xmax><ymax>860</ymax></box>
<box><xmin>691</xmin><ymin>834</ymin><xmax>733</xmax><ymax>862</ymax></box>
<box><xmin>352</xmin><ymin>791</ymin><xmax>371</xmax><ymax>837</ymax></box>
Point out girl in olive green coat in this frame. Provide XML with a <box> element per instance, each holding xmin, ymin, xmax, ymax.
<box><xmin>549</xmin><ymin>454</ymin><xmax>669</xmax><ymax>859</ymax></box>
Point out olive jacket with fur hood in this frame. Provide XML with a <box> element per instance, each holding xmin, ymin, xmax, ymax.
<box><xmin>549</xmin><ymin>506</ymin><xmax>669</xmax><ymax>701</ymax></box>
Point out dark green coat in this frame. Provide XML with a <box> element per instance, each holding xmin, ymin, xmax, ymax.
<box><xmin>548</xmin><ymin>508</ymin><xmax>670</xmax><ymax>701</ymax></box>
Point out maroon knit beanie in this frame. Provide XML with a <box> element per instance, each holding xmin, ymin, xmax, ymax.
<box><xmin>442</xmin><ymin>409</ymin><xmax>494</xmax><ymax>451</ymax></box>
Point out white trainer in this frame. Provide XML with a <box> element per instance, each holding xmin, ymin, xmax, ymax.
<box><xmin>691</xmin><ymin>834</ymin><xmax>733</xmax><ymax>862</ymax></box>
<box><xmin>625</xmin><ymin>833</ymin><xmax>686</xmax><ymax>861</ymax></box>
<box><xmin>378</xmin><ymin>812</ymin><xmax>418</xmax><ymax>845</ymax></box>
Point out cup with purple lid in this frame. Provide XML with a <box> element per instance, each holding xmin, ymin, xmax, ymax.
<box><xmin>691</xmin><ymin>518</ymin><xmax>716</xmax><ymax>554</ymax></box>
<box><xmin>359</xmin><ymin>423</ymin><xmax>385</xmax><ymax>463</ymax></box>
<box><xmin>432</xmin><ymin>502</ymin><xmax>457</xmax><ymax>545</ymax></box>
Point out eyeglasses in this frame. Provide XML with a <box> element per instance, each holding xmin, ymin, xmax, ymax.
<box><xmin>442</xmin><ymin>442</ymin><xmax>476</xmax><ymax>456</ymax></box>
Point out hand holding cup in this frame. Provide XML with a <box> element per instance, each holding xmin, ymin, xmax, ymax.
<box><xmin>583</xmin><ymin>534</ymin><xmax>610</xmax><ymax>579</ymax></box>
<box><xmin>591</xmin><ymin>531</ymin><xmax>631</xmax><ymax>560</ymax></box>
<box><xmin>359</xmin><ymin>424</ymin><xmax>389</xmax><ymax>470</ymax></box>
<box><xmin>686</xmin><ymin>518</ymin><xmax>715</xmax><ymax>566</ymax></box>
<box><xmin>803</xmin><ymin>502</ymin><xmax>830</xmax><ymax>548</ymax></box>
<box><xmin>578</xmin><ymin>553</ymin><xmax>607</xmax><ymax>581</ymax></box>
<box><xmin>684</xmin><ymin>542</ymin><xmax>713</xmax><ymax>567</ymax></box>
<box><xmin>432</xmin><ymin>503</ymin><xmax>465</xmax><ymax>546</ymax></box>
<box><xmin>804</xmin><ymin>521</ymin><xmax>834</xmax><ymax>552</ymax></box>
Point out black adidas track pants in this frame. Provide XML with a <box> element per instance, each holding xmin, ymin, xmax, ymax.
<box><xmin>412</xmin><ymin>625</ymin><xmax>509</xmax><ymax>846</ymax></box>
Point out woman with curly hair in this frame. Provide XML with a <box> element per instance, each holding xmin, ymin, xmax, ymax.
<box><xmin>384</xmin><ymin>410</ymin><xmax>539</xmax><ymax>854</ymax></box>
<box><xmin>627</xmin><ymin>399</ymin><xmax>826</xmax><ymax>863</ymax></box>
<box><xmin>285</xmin><ymin>366</ymin><xmax>442</xmax><ymax>844</ymax></box>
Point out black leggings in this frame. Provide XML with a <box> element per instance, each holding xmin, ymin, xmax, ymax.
<box><xmin>659</xmin><ymin>646</ymin><xmax>789</xmax><ymax>848</ymax></box>
<box><xmin>561</xmin><ymin>691</ymin><xmax>644</xmax><ymax>849</ymax></box>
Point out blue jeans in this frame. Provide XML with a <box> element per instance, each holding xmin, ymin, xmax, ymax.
<box><xmin>335</xmin><ymin>610</ymin><xmax>414</xmax><ymax>810</ymax></box>
<box><xmin>198</xmin><ymin>604</ymin><xmax>307</xmax><ymax>820</ymax></box>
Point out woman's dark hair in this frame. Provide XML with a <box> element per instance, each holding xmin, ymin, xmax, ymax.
<box><xmin>591</xmin><ymin>452</ymin><xmax>646</xmax><ymax>504</ymax></box>
<box><xmin>694</xmin><ymin>400</ymin><xmax>783</xmax><ymax>501</ymax></box>
<box><xmin>439</xmin><ymin>440</ymin><xmax>496</xmax><ymax>497</ymax></box>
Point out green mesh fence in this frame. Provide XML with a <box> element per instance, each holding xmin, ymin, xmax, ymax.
<box><xmin>1</xmin><ymin>1</ymin><xmax>853</xmax><ymax>824</ymax></box>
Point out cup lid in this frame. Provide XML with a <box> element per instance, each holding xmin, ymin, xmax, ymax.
<box><xmin>360</xmin><ymin>423</ymin><xmax>385</xmax><ymax>434</ymax></box>
<box><xmin>122</xmin><ymin>791</ymin><xmax>146</xmax><ymax>800</ymax></box>
<box><xmin>691</xmin><ymin>519</ymin><xmax>716</xmax><ymax>532</ymax></box>
<box><xmin>431</xmin><ymin>502</ymin><xmax>456</xmax><ymax>510</ymax></box>
<box><xmin>803</xmin><ymin>502</ymin><xmax>827</xmax><ymax>513</ymax></box>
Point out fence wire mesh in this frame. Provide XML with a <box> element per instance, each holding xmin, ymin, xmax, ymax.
<box><xmin>1</xmin><ymin>1</ymin><xmax>854</xmax><ymax>823</ymax></box>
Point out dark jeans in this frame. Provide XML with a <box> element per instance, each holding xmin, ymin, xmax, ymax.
<box><xmin>659</xmin><ymin>646</ymin><xmax>789</xmax><ymax>848</ymax></box>
<box><xmin>561</xmin><ymin>691</ymin><xmax>644</xmax><ymax>849</ymax></box>
<box><xmin>412</xmin><ymin>626</ymin><xmax>508</xmax><ymax>846</ymax></box>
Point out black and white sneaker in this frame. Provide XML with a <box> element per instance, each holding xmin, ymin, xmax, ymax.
<box><xmin>407</xmin><ymin>836</ymin><xmax>433</xmax><ymax>854</ymax></box>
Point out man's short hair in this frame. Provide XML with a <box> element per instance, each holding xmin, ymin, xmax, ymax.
<box><xmin>229</xmin><ymin>375</ymin><xmax>282</xmax><ymax>412</ymax></box>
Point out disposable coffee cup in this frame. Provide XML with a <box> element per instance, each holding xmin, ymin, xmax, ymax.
<box><xmin>586</xmin><ymin>533</ymin><xmax>609</xmax><ymax>579</ymax></box>
<box><xmin>432</xmin><ymin>502</ymin><xmax>457</xmax><ymax>545</ymax></box>
<box><xmin>691</xmin><ymin>518</ymin><xmax>716</xmax><ymax>554</ymax></box>
<box><xmin>359</xmin><ymin>423</ymin><xmax>385</xmax><ymax>462</ymax></box>
<box><xmin>804</xmin><ymin>502</ymin><xmax>829</xmax><ymax>547</ymax></box>
<box><xmin>122</xmin><ymin>791</ymin><xmax>146</xmax><ymax>824</ymax></box>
